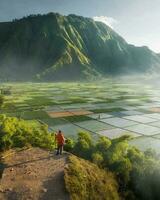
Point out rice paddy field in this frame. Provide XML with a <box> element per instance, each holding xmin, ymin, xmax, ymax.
<box><xmin>1</xmin><ymin>77</ymin><xmax>160</xmax><ymax>153</ymax></box>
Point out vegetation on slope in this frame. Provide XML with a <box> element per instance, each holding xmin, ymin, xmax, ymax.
<box><xmin>66</xmin><ymin>132</ymin><xmax>160</xmax><ymax>200</ymax></box>
<box><xmin>0</xmin><ymin>115</ymin><xmax>55</xmax><ymax>151</ymax></box>
<box><xmin>0</xmin><ymin>113</ymin><xmax>160</xmax><ymax>200</ymax></box>
<box><xmin>0</xmin><ymin>13</ymin><xmax>160</xmax><ymax>81</ymax></box>
<box><xmin>65</xmin><ymin>155</ymin><xmax>120</xmax><ymax>200</ymax></box>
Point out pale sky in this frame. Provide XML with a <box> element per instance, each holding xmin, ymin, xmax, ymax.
<box><xmin>0</xmin><ymin>0</ymin><xmax>159</xmax><ymax>52</ymax></box>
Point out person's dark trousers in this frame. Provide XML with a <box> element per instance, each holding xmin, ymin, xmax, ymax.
<box><xmin>56</xmin><ymin>144</ymin><xmax>64</xmax><ymax>155</ymax></box>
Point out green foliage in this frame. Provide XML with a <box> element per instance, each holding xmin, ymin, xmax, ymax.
<box><xmin>73</xmin><ymin>132</ymin><xmax>93</xmax><ymax>160</ymax></box>
<box><xmin>62</xmin><ymin>115</ymin><xmax>92</xmax><ymax>122</ymax></box>
<box><xmin>0</xmin><ymin>95</ymin><xmax>4</xmax><ymax>109</ymax></box>
<box><xmin>96</xmin><ymin>136</ymin><xmax>111</xmax><ymax>152</ymax></box>
<box><xmin>0</xmin><ymin>13</ymin><xmax>160</xmax><ymax>81</ymax></box>
<box><xmin>0</xmin><ymin>115</ymin><xmax>55</xmax><ymax>151</ymax></box>
<box><xmin>134</xmin><ymin>166</ymin><xmax>160</xmax><ymax>200</ymax></box>
<box><xmin>69</xmin><ymin>131</ymin><xmax>160</xmax><ymax>199</ymax></box>
<box><xmin>127</xmin><ymin>147</ymin><xmax>160</xmax><ymax>200</ymax></box>
<box><xmin>64</xmin><ymin>138</ymin><xmax>75</xmax><ymax>152</ymax></box>
<box><xmin>92</xmin><ymin>152</ymin><xmax>104</xmax><ymax>166</ymax></box>
<box><xmin>65</xmin><ymin>155</ymin><xmax>120</xmax><ymax>200</ymax></box>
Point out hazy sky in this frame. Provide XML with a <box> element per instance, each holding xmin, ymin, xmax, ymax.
<box><xmin>0</xmin><ymin>0</ymin><xmax>159</xmax><ymax>52</ymax></box>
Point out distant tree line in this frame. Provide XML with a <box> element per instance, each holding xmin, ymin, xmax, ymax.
<box><xmin>12</xmin><ymin>12</ymin><xmax>62</xmax><ymax>22</ymax></box>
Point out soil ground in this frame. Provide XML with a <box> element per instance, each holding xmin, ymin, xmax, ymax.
<box><xmin>0</xmin><ymin>148</ymin><xmax>70</xmax><ymax>200</ymax></box>
<box><xmin>47</xmin><ymin>110</ymin><xmax>92</xmax><ymax>118</ymax></box>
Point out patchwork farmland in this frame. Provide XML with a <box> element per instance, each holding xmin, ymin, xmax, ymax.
<box><xmin>1</xmin><ymin>79</ymin><xmax>160</xmax><ymax>153</ymax></box>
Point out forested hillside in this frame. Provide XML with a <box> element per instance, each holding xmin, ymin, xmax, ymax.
<box><xmin>0</xmin><ymin>13</ymin><xmax>160</xmax><ymax>81</ymax></box>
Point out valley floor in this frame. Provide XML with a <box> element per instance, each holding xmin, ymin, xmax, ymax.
<box><xmin>2</xmin><ymin>79</ymin><xmax>160</xmax><ymax>153</ymax></box>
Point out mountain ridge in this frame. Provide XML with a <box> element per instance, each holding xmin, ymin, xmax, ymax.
<box><xmin>0</xmin><ymin>12</ymin><xmax>159</xmax><ymax>81</ymax></box>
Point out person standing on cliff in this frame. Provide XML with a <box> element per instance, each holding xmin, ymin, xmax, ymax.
<box><xmin>55</xmin><ymin>130</ymin><xmax>65</xmax><ymax>155</ymax></box>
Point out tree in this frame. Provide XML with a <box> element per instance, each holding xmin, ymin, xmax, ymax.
<box><xmin>64</xmin><ymin>138</ymin><xmax>75</xmax><ymax>152</ymax></box>
<box><xmin>73</xmin><ymin>132</ymin><xmax>93</xmax><ymax>160</ymax></box>
<box><xmin>96</xmin><ymin>136</ymin><xmax>111</xmax><ymax>153</ymax></box>
<box><xmin>92</xmin><ymin>152</ymin><xmax>104</xmax><ymax>166</ymax></box>
<box><xmin>68</xmin><ymin>132</ymin><xmax>160</xmax><ymax>199</ymax></box>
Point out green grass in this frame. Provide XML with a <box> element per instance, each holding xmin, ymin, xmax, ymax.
<box><xmin>90</xmin><ymin>107</ymin><xmax>126</xmax><ymax>113</ymax></box>
<box><xmin>5</xmin><ymin>111</ymin><xmax>50</xmax><ymax>120</ymax></box>
<box><xmin>62</xmin><ymin>115</ymin><xmax>92</xmax><ymax>123</ymax></box>
<box><xmin>42</xmin><ymin>118</ymin><xmax>68</xmax><ymax>126</ymax></box>
<box><xmin>24</xmin><ymin>96</ymin><xmax>56</xmax><ymax>106</ymax></box>
<box><xmin>23</xmin><ymin>111</ymin><xmax>50</xmax><ymax>119</ymax></box>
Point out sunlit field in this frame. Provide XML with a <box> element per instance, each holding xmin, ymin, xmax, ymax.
<box><xmin>1</xmin><ymin>77</ymin><xmax>160</xmax><ymax>153</ymax></box>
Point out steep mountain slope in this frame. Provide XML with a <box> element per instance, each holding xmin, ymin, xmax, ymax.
<box><xmin>0</xmin><ymin>13</ymin><xmax>159</xmax><ymax>81</ymax></box>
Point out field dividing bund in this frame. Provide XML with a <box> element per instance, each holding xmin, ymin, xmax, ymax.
<box><xmin>1</xmin><ymin>79</ymin><xmax>160</xmax><ymax>153</ymax></box>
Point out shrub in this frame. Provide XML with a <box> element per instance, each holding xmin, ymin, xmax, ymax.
<box><xmin>92</xmin><ymin>152</ymin><xmax>104</xmax><ymax>166</ymax></box>
<box><xmin>64</xmin><ymin>138</ymin><xmax>75</xmax><ymax>152</ymax></box>
<box><xmin>0</xmin><ymin>115</ymin><xmax>55</xmax><ymax>151</ymax></box>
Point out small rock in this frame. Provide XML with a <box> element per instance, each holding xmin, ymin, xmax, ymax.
<box><xmin>5</xmin><ymin>188</ymin><xmax>13</xmax><ymax>192</ymax></box>
<box><xmin>42</xmin><ymin>188</ymin><xmax>47</xmax><ymax>193</ymax></box>
<box><xmin>10</xmin><ymin>168</ymin><xmax>14</xmax><ymax>172</ymax></box>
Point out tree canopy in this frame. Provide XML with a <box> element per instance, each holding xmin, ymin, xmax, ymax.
<box><xmin>67</xmin><ymin>132</ymin><xmax>160</xmax><ymax>200</ymax></box>
<box><xmin>0</xmin><ymin>115</ymin><xmax>55</xmax><ymax>151</ymax></box>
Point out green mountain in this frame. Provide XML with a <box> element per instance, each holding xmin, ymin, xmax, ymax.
<box><xmin>0</xmin><ymin>13</ymin><xmax>159</xmax><ymax>81</ymax></box>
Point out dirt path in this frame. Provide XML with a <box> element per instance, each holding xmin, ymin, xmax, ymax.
<box><xmin>0</xmin><ymin>148</ymin><xmax>70</xmax><ymax>200</ymax></box>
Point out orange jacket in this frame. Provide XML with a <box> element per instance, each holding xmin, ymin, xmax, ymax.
<box><xmin>56</xmin><ymin>133</ymin><xmax>65</xmax><ymax>145</ymax></box>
